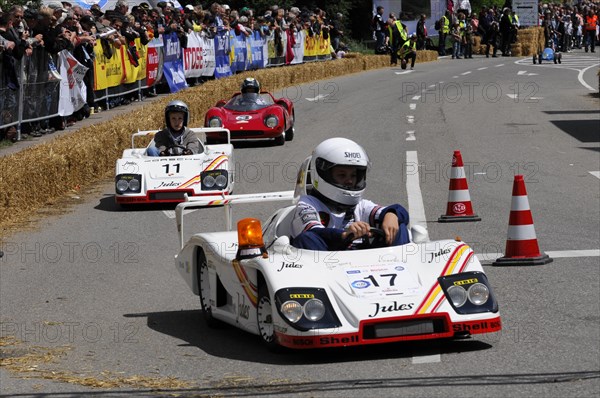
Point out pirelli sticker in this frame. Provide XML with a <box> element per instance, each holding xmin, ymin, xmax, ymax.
<box><xmin>290</xmin><ymin>294</ymin><xmax>315</xmax><ymax>299</ymax></box>
<box><xmin>454</xmin><ymin>278</ymin><xmax>478</xmax><ymax>286</ymax></box>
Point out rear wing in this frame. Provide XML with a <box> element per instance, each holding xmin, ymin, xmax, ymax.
<box><xmin>175</xmin><ymin>191</ymin><xmax>294</xmax><ymax>249</ymax></box>
<box><xmin>132</xmin><ymin>127</ymin><xmax>232</xmax><ymax>149</ymax></box>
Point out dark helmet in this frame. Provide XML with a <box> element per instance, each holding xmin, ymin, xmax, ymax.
<box><xmin>240</xmin><ymin>77</ymin><xmax>260</xmax><ymax>94</ymax></box>
<box><xmin>164</xmin><ymin>100</ymin><xmax>189</xmax><ymax>131</ymax></box>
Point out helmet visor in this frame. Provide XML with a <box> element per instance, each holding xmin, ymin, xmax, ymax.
<box><xmin>316</xmin><ymin>158</ymin><xmax>366</xmax><ymax>191</ymax></box>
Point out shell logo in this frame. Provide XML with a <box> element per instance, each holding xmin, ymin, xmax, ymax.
<box><xmin>453</xmin><ymin>203</ymin><xmax>466</xmax><ymax>214</ymax></box>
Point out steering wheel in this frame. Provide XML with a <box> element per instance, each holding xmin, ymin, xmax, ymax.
<box><xmin>339</xmin><ymin>227</ymin><xmax>387</xmax><ymax>250</ymax></box>
<box><xmin>161</xmin><ymin>145</ymin><xmax>189</xmax><ymax>156</ymax></box>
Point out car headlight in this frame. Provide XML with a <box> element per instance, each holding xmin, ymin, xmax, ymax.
<box><xmin>303</xmin><ymin>299</ymin><xmax>325</xmax><ymax>321</ymax></box>
<box><xmin>215</xmin><ymin>174</ymin><xmax>228</xmax><ymax>188</ymax></box>
<box><xmin>281</xmin><ymin>301</ymin><xmax>303</xmax><ymax>323</ymax></box>
<box><xmin>208</xmin><ymin>117</ymin><xmax>222</xmax><ymax>127</ymax></box>
<box><xmin>115</xmin><ymin>174</ymin><xmax>142</xmax><ymax>193</ymax></box>
<box><xmin>116</xmin><ymin>179</ymin><xmax>129</xmax><ymax>193</ymax></box>
<box><xmin>467</xmin><ymin>283</ymin><xmax>489</xmax><ymax>305</ymax></box>
<box><xmin>438</xmin><ymin>271</ymin><xmax>498</xmax><ymax>314</ymax></box>
<box><xmin>275</xmin><ymin>288</ymin><xmax>341</xmax><ymax>331</ymax></box>
<box><xmin>447</xmin><ymin>285</ymin><xmax>468</xmax><ymax>308</ymax></box>
<box><xmin>201</xmin><ymin>170</ymin><xmax>228</xmax><ymax>190</ymax></box>
<box><xmin>264</xmin><ymin>115</ymin><xmax>278</xmax><ymax>128</ymax></box>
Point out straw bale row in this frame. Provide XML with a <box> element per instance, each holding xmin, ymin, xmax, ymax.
<box><xmin>0</xmin><ymin>53</ymin><xmax>437</xmax><ymax>235</ymax></box>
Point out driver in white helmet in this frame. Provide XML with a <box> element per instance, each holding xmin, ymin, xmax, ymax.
<box><xmin>290</xmin><ymin>138</ymin><xmax>410</xmax><ymax>251</ymax></box>
<box><xmin>147</xmin><ymin>100</ymin><xmax>201</xmax><ymax>156</ymax></box>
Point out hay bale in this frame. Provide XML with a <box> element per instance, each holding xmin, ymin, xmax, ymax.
<box><xmin>510</xmin><ymin>43</ymin><xmax>522</xmax><ymax>57</ymax></box>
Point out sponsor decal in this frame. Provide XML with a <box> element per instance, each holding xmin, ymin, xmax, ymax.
<box><xmin>344</xmin><ymin>152</ymin><xmax>362</xmax><ymax>159</ymax></box>
<box><xmin>346</xmin><ymin>270</ymin><xmax>361</xmax><ymax>274</ymax></box>
<box><xmin>320</xmin><ymin>335</ymin><xmax>359</xmax><ymax>345</ymax></box>
<box><xmin>156</xmin><ymin>181</ymin><xmax>180</xmax><ymax>188</ymax></box>
<box><xmin>236</xmin><ymin>115</ymin><xmax>252</xmax><ymax>121</ymax></box>
<box><xmin>452</xmin><ymin>320</ymin><xmax>501</xmax><ymax>332</ymax></box>
<box><xmin>237</xmin><ymin>294</ymin><xmax>250</xmax><ymax>320</ymax></box>
<box><xmin>290</xmin><ymin>293</ymin><xmax>314</xmax><ymax>299</ymax></box>
<box><xmin>368</xmin><ymin>301</ymin><xmax>414</xmax><ymax>318</ymax></box>
<box><xmin>301</xmin><ymin>213</ymin><xmax>318</xmax><ymax>223</ymax></box>
<box><xmin>277</xmin><ymin>261</ymin><xmax>303</xmax><ymax>272</ymax></box>
<box><xmin>453</xmin><ymin>278</ymin><xmax>478</xmax><ymax>286</ymax></box>
<box><xmin>351</xmin><ymin>280</ymin><xmax>370</xmax><ymax>289</ymax></box>
<box><xmin>453</xmin><ymin>203</ymin><xmax>466</xmax><ymax>214</ymax></box>
<box><xmin>427</xmin><ymin>248</ymin><xmax>452</xmax><ymax>263</ymax></box>
<box><xmin>395</xmin><ymin>266</ymin><xmax>405</xmax><ymax>271</ymax></box>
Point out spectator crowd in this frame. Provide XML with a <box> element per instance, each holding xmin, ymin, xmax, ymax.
<box><xmin>0</xmin><ymin>1</ymin><xmax>348</xmax><ymax>143</ymax></box>
<box><xmin>372</xmin><ymin>1</ymin><xmax>599</xmax><ymax>60</ymax></box>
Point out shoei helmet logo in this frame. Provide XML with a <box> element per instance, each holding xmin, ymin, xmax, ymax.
<box><xmin>453</xmin><ymin>203</ymin><xmax>466</xmax><ymax>214</ymax></box>
<box><xmin>236</xmin><ymin>115</ymin><xmax>252</xmax><ymax>121</ymax></box>
<box><xmin>344</xmin><ymin>152</ymin><xmax>361</xmax><ymax>159</ymax></box>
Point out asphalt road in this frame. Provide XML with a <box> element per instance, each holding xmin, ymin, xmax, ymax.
<box><xmin>1</xmin><ymin>51</ymin><xmax>599</xmax><ymax>397</ymax></box>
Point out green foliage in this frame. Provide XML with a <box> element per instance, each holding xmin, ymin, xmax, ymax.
<box><xmin>469</xmin><ymin>0</ymin><xmax>507</xmax><ymax>13</ymax></box>
<box><xmin>0</xmin><ymin>0</ymin><xmax>41</xmax><ymax>10</ymax></box>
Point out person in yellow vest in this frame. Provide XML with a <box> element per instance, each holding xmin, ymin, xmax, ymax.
<box><xmin>399</xmin><ymin>34</ymin><xmax>417</xmax><ymax>69</ymax></box>
<box><xmin>438</xmin><ymin>10</ymin><xmax>451</xmax><ymax>55</ymax></box>
<box><xmin>388</xmin><ymin>16</ymin><xmax>407</xmax><ymax>66</ymax></box>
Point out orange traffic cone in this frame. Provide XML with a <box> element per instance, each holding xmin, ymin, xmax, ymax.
<box><xmin>493</xmin><ymin>175</ymin><xmax>552</xmax><ymax>266</ymax></box>
<box><xmin>438</xmin><ymin>150</ymin><xmax>481</xmax><ymax>222</ymax></box>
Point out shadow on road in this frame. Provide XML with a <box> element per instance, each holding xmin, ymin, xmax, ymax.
<box><xmin>124</xmin><ymin>309</ymin><xmax>493</xmax><ymax>365</ymax></box>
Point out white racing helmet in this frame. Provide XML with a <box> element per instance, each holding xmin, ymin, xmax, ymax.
<box><xmin>164</xmin><ymin>100</ymin><xmax>189</xmax><ymax>131</ymax></box>
<box><xmin>310</xmin><ymin>138</ymin><xmax>369</xmax><ymax>207</ymax></box>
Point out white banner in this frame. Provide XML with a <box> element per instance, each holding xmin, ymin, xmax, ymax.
<box><xmin>182</xmin><ymin>32</ymin><xmax>215</xmax><ymax>78</ymax></box>
<box><xmin>513</xmin><ymin>0</ymin><xmax>539</xmax><ymax>27</ymax></box>
<box><xmin>291</xmin><ymin>30</ymin><xmax>306</xmax><ymax>64</ymax></box>
<box><xmin>58</xmin><ymin>50</ymin><xmax>88</xmax><ymax>116</ymax></box>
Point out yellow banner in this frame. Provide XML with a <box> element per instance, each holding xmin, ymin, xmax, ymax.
<box><xmin>93</xmin><ymin>40</ymin><xmax>125</xmax><ymax>90</ymax></box>
<box><xmin>123</xmin><ymin>38</ymin><xmax>148</xmax><ymax>84</ymax></box>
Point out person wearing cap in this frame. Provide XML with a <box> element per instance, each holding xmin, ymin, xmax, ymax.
<box><xmin>398</xmin><ymin>33</ymin><xmax>417</xmax><ymax>69</ymax></box>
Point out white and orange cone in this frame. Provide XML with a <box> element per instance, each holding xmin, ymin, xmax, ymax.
<box><xmin>493</xmin><ymin>175</ymin><xmax>552</xmax><ymax>266</ymax></box>
<box><xmin>438</xmin><ymin>150</ymin><xmax>481</xmax><ymax>222</ymax></box>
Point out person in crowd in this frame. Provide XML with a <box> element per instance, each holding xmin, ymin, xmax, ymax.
<box><xmin>584</xmin><ymin>8</ymin><xmax>597</xmax><ymax>52</ymax></box>
<box><xmin>147</xmin><ymin>100</ymin><xmax>201</xmax><ymax>157</ymax></box>
<box><xmin>415</xmin><ymin>13</ymin><xmax>428</xmax><ymax>50</ymax></box>
<box><xmin>451</xmin><ymin>21</ymin><xmax>462</xmax><ymax>59</ymax></box>
<box><xmin>290</xmin><ymin>137</ymin><xmax>410</xmax><ymax>251</ymax></box>
<box><xmin>387</xmin><ymin>14</ymin><xmax>407</xmax><ymax>66</ymax></box>
<box><xmin>499</xmin><ymin>7</ymin><xmax>512</xmax><ymax>56</ymax></box>
<box><xmin>398</xmin><ymin>33</ymin><xmax>417</xmax><ymax>69</ymax></box>
<box><xmin>438</xmin><ymin>10</ymin><xmax>451</xmax><ymax>55</ymax></box>
<box><xmin>372</xmin><ymin>5</ymin><xmax>386</xmax><ymax>51</ymax></box>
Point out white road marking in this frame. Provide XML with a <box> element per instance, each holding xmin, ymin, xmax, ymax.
<box><xmin>395</xmin><ymin>70</ymin><xmax>413</xmax><ymax>75</ymax></box>
<box><xmin>579</xmin><ymin>64</ymin><xmax>599</xmax><ymax>91</ymax></box>
<box><xmin>589</xmin><ymin>171</ymin><xmax>600</xmax><ymax>179</ymax></box>
<box><xmin>477</xmin><ymin>67</ymin><xmax>488</xmax><ymax>70</ymax></box>
<box><xmin>410</xmin><ymin>103</ymin><xmax>417</xmax><ymax>110</ymax></box>
<box><xmin>412</xmin><ymin>95</ymin><xmax>421</xmax><ymax>100</ymax></box>
<box><xmin>405</xmin><ymin>151</ymin><xmax>429</xmax><ymax>241</ymax></box>
<box><xmin>478</xmin><ymin>249</ymin><xmax>600</xmax><ymax>263</ymax></box>
<box><xmin>428</xmin><ymin>84</ymin><xmax>436</xmax><ymax>88</ymax></box>
<box><xmin>412</xmin><ymin>354</ymin><xmax>441</xmax><ymax>364</ymax></box>
<box><xmin>506</xmin><ymin>94</ymin><xmax>518</xmax><ymax>99</ymax></box>
<box><xmin>461</xmin><ymin>71</ymin><xmax>471</xmax><ymax>75</ymax></box>
<box><xmin>163</xmin><ymin>209</ymin><xmax>196</xmax><ymax>219</ymax></box>
<box><xmin>407</xmin><ymin>115</ymin><xmax>415</xmax><ymax>124</ymax></box>
<box><xmin>305</xmin><ymin>94</ymin><xmax>329</xmax><ymax>101</ymax></box>
<box><xmin>406</xmin><ymin>131</ymin><xmax>416</xmax><ymax>141</ymax></box>
<box><xmin>452</xmin><ymin>75</ymin><xmax>459</xmax><ymax>78</ymax></box>
<box><xmin>495</xmin><ymin>64</ymin><xmax>504</xmax><ymax>67</ymax></box>
<box><xmin>517</xmin><ymin>71</ymin><xmax>538</xmax><ymax>76</ymax></box>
